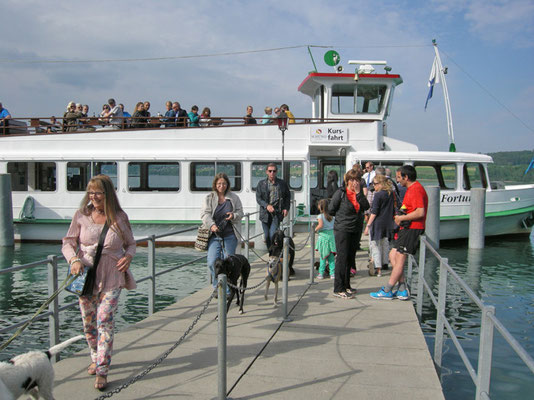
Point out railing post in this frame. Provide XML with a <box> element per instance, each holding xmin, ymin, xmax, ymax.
<box><xmin>289</xmin><ymin>195</ymin><xmax>295</xmax><ymax>238</ymax></box>
<box><xmin>407</xmin><ymin>256</ymin><xmax>413</xmax><ymax>289</ymax></box>
<box><xmin>47</xmin><ymin>255</ymin><xmax>60</xmax><ymax>362</ymax></box>
<box><xmin>416</xmin><ymin>235</ymin><xmax>427</xmax><ymax>319</ymax></box>
<box><xmin>309</xmin><ymin>222</ymin><xmax>317</xmax><ymax>285</ymax></box>
<box><xmin>434</xmin><ymin>257</ymin><xmax>448</xmax><ymax>373</ymax></box>
<box><xmin>217</xmin><ymin>274</ymin><xmax>227</xmax><ymax>400</ymax></box>
<box><xmin>245</xmin><ymin>213</ymin><xmax>250</xmax><ymax>260</ymax></box>
<box><xmin>279</xmin><ymin>237</ymin><xmax>292</xmax><ymax>322</ymax></box>
<box><xmin>476</xmin><ymin>305</ymin><xmax>495</xmax><ymax>400</ymax></box>
<box><xmin>148</xmin><ymin>235</ymin><xmax>156</xmax><ymax>316</ymax></box>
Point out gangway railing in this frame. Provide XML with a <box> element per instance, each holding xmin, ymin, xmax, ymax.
<box><xmin>407</xmin><ymin>235</ymin><xmax>534</xmax><ymax>400</ymax></box>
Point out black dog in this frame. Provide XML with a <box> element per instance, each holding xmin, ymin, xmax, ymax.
<box><xmin>268</xmin><ymin>230</ymin><xmax>295</xmax><ymax>276</ymax></box>
<box><xmin>214</xmin><ymin>255</ymin><xmax>251</xmax><ymax>314</ymax></box>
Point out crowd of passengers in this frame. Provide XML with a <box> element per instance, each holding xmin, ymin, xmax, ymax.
<box><xmin>7</xmin><ymin>99</ymin><xmax>296</xmax><ymax>133</ymax></box>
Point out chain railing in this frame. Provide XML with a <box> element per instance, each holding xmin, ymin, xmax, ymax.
<box><xmin>410</xmin><ymin>235</ymin><xmax>534</xmax><ymax>400</ymax></box>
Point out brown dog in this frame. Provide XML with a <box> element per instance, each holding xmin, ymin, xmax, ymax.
<box><xmin>264</xmin><ymin>255</ymin><xmax>282</xmax><ymax>306</ymax></box>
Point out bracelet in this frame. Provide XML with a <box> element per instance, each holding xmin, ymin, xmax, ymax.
<box><xmin>70</xmin><ymin>258</ymin><xmax>81</xmax><ymax>266</ymax></box>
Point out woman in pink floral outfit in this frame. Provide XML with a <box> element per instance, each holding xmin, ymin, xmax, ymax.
<box><xmin>62</xmin><ymin>174</ymin><xmax>136</xmax><ymax>391</ymax></box>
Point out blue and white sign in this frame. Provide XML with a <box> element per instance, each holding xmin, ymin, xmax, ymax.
<box><xmin>310</xmin><ymin>126</ymin><xmax>348</xmax><ymax>143</ymax></box>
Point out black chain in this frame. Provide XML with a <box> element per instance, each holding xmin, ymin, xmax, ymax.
<box><xmin>226</xmin><ymin>277</ymin><xmax>268</xmax><ymax>292</ymax></box>
<box><xmin>94</xmin><ymin>289</ymin><xmax>217</xmax><ymax>400</ymax></box>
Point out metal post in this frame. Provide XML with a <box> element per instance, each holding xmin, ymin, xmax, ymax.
<box><xmin>148</xmin><ymin>235</ymin><xmax>156</xmax><ymax>316</ymax></box>
<box><xmin>416</xmin><ymin>236</ymin><xmax>427</xmax><ymax>319</ymax></box>
<box><xmin>434</xmin><ymin>257</ymin><xmax>448</xmax><ymax>373</ymax></box>
<box><xmin>469</xmin><ymin>188</ymin><xmax>486</xmax><ymax>249</ymax></box>
<box><xmin>425</xmin><ymin>186</ymin><xmax>440</xmax><ymax>250</ymax></box>
<box><xmin>289</xmin><ymin>192</ymin><xmax>295</xmax><ymax>237</ymax></box>
<box><xmin>476</xmin><ymin>305</ymin><xmax>495</xmax><ymax>400</ymax></box>
<box><xmin>217</xmin><ymin>274</ymin><xmax>227</xmax><ymax>400</ymax></box>
<box><xmin>279</xmin><ymin>237</ymin><xmax>292</xmax><ymax>322</ymax></box>
<box><xmin>47</xmin><ymin>255</ymin><xmax>60</xmax><ymax>362</ymax></box>
<box><xmin>407</xmin><ymin>256</ymin><xmax>413</xmax><ymax>289</ymax></box>
<box><xmin>309</xmin><ymin>222</ymin><xmax>317</xmax><ymax>285</ymax></box>
<box><xmin>0</xmin><ymin>174</ymin><xmax>14</xmax><ymax>247</ymax></box>
<box><xmin>244</xmin><ymin>214</ymin><xmax>250</xmax><ymax>260</ymax></box>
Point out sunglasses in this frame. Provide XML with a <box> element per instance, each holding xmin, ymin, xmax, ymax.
<box><xmin>267</xmin><ymin>170</ymin><xmax>277</xmax><ymax>173</ymax></box>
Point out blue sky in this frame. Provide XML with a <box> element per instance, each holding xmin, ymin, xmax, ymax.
<box><xmin>1</xmin><ymin>0</ymin><xmax>533</xmax><ymax>153</ymax></box>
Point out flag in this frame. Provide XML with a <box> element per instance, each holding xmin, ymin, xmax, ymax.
<box><xmin>525</xmin><ymin>157</ymin><xmax>534</xmax><ymax>175</ymax></box>
<box><xmin>425</xmin><ymin>57</ymin><xmax>440</xmax><ymax>110</ymax></box>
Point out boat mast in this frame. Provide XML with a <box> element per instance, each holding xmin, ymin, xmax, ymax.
<box><xmin>432</xmin><ymin>39</ymin><xmax>456</xmax><ymax>152</ymax></box>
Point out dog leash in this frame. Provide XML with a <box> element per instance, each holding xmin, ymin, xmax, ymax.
<box><xmin>0</xmin><ymin>274</ymin><xmax>78</xmax><ymax>352</ymax></box>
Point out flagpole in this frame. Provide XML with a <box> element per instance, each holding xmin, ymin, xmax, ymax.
<box><xmin>432</xmin><ymin>39</ymin><xmax>456</xmax><ymax>152</ymax></box>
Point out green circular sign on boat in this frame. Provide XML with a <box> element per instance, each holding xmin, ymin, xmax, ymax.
<box><xmin>324</xmin><ymin>50</ymin><xmax>340</xmax><ymax>66</ymax></box>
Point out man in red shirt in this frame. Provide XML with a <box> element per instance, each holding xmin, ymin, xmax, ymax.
<box><xmin>370</xmin><ymin>165</ymin><xmax>428</xmax><ymax>300</ymax></box>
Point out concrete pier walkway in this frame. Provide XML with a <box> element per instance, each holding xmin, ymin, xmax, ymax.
<box><xmin>52</xmin><ymin>233</ymin><xmax>444</xmax><ymax>399</ymax></box>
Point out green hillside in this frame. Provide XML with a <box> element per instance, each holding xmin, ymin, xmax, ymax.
<box><xmin>486</xmin><ymin>150</ymin><xmax>534</xmax><ymax>183</ymax></box>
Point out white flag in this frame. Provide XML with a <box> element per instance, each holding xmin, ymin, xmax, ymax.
<box><xmin>425</xmin><ymin>57</ymin><xmax>440</xmax><ymax>110</ymax></box>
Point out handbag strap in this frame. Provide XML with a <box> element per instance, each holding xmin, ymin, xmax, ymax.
<box><xmin>92</xmin><ymin>223</ymin><xmax>109</xmax><ymax>272</ymax></box>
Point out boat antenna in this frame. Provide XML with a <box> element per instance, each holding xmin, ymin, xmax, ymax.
<box><xmin>432</xmin><ymin>39</ymin><xmax>456</xmax><ymax>152</ymax></box>
<box><xmin>307</xmin><ymin>46</ymin><xmax>318</xmax><ymax>72</ymax></box>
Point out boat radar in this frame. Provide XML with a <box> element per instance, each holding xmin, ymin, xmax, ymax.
<box><xmin>348</xmin><ymin>60</ymin><xmax>388</xmax><ymax>80</ymax></box>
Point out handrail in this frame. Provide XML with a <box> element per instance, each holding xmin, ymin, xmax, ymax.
<box><xmin>1</xmin><ymin>116</ymin><xmax>376</xmax><ymax>136</ymax></box>
<box><xmin>411</xmin><ymin>235</ymin><xmax>534</xmax><ymax>400</ymax></box>
<box><xmin>1</xmin><ymin>206</ymin><xmax>296</xmax><ymax>353</ymax></box>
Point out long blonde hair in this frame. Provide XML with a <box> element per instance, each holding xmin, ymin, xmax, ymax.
<box><xmin>80</xmin><ymin>174</ymin><xmax>125</xmax><ymax>237</ymax></box>
<box><xmin>374</xmin><ymin>174</ymin><xmax>394</xmax><ymax>195</ymax></box>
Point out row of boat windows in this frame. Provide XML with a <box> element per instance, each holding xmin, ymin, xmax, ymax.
<box><xmin>6</xmin><ymin>161</ymin><xmax>304</xmax><ymax>192</ymax></box>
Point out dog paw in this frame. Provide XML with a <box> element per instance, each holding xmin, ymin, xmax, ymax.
<box><xmin>239</xmin><ymin>310</ymin><xmax>244</xmax><ymax>314</ymax></box>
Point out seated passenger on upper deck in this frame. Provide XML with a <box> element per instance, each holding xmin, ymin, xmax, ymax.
<box><xmin>131</xmin><ymin>101</ymin><xmax>149</xmax><ymax>129</ymax></box>
<box><xmin>188</xmin><ymin>105</ymin><xmax>200</xmax><ymax>127</ymax></box>
<box><xmin>261</xmin><ymin>107</ymin><xmax>273</xmax><ymax>124</ymax></box>
<box><xmin>200</xmin><ymin>107</ymin><xmax>212</xmax><ymax>126</ymax></box>
<box><xmin>162</xmin><ymin>101</ymin><xmax>176</xmax><ymax>128</ymax></box>
<box><xmin>63</xmin><ymin>101</ymin><xmax>82</xmax><ymax>132</ymax></box>
<box><xmin>280</xmin><ymin>104</ymin><xmax>295</xmax><ymax>124</ymax></box>
<box><xmin>244</xmin><ymin>105</ymin><xmax>257</xmax><ymax>125</ymax></box>
<box><xmin>173</xmin><ymin>102</ymin><xmax>188</xmax><ymax>127</ymax></box>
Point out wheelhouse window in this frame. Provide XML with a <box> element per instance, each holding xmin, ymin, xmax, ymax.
<box><xmin>331</xmin><ymin>84</ymin><xmax>387</xmax><ymax>115</ymax></box>
<box><xmin>463</xmin><ymin>163</ymin><xmax>488</xmax><ymax>190</ymax></box>
<box><xmin>251</xmin><ymin>162</ymin><xmax>303</xmax><ymax>191</ymax></box>
<box><xmin>8</xmin><ymin>162</ymin><xmax>57</xmax><ymax>191</ymax></box>
<box><xmin>190</xmin><ymin>162</ymin><xmax>241</xmax><ymax>191</ymax></box>
<box><xmin>128</xmin><ymin>162</ymin><xmax>180</xmax><ymax>191</ymax></box>
<box><xmin>67</xmin><ymin>162</ymin><xmax>117</xmax><ymax>191</ymax></box>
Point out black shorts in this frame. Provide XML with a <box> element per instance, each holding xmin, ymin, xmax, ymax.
<box><xmin>393</xmin><ymin>228</ymin><xmax>424</xmax><ymax>255</ymax></box>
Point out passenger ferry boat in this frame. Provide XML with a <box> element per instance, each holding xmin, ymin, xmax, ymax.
<box><xmin>1</xmin><ymin>52</ymin><xmax>533</xmax><ymax>243</ymax></box>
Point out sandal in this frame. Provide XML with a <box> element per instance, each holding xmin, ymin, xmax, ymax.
<box><xmin>87</xmin><ymin>363</ymin><xmax>97</xmax><ymax>376</ymax></box>
<box><xmin>94</xmin><ymin>375</ymin><xmax>107</xmax><ymax>391</ymax></box>
<box><xmin>346</xmin><ymin>288</ymin><xmax>356</xmax><ymax>295</ymax></box>
<box><xmin>333</xmin><ymin>291</ymin><xmax>351</xmax><ymax>299</ymax></box>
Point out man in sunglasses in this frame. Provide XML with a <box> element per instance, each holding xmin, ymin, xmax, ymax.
<box><xmin>256</xmin><ymin>163</ymin><xmax>290</xmax><ymax>250</ymax></box>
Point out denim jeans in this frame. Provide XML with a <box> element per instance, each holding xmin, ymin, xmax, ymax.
<box><xmin>262</xmin><ymin>214</ymin><xmax>281</xmax><ymax>250</ymax></box>
<box><xmin>207</xmin><ymin>233</ymin><xmax>238</xmax><ymax>289</ymax></box>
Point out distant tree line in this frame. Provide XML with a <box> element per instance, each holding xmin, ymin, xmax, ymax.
<box><xmin>486</xmin><ymin>150</ymin><xmax>534</xmax><ymax>183</ymax></box>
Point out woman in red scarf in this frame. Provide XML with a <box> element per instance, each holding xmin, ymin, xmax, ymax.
<box><xmin>328</xmin><ymin>169</ymin><xmax>369</xmax><ymax>298</ymax></box>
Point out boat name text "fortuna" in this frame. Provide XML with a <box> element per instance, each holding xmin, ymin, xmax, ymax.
<box><xmin>441</xmin><ymin>193</ymin><xmax>471</xmax><ymax>203</ymax></box>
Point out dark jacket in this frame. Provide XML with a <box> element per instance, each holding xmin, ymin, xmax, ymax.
<box><xmin>328</xmin><ymin>188</ymin><xmax>369</xmax><ymax>233</ymax></box>
<box><xmin>256</xmin><ymin>178</ymin><xmax>290</xmax><ymax>223</ymax></box>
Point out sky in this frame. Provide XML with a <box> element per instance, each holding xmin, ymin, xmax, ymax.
<box><xmin>1</xmin><ymin>0</ymin><xmax>533</xmax><ymax>154</ymax></box>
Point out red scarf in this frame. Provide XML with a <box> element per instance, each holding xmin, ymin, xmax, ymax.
<box><xmin>346</xmin><ymin>188</ymin><xmax>360</xmax><ymax>212</ymax></box>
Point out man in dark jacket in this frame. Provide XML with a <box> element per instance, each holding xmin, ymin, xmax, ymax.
<box><xmin>256</xmin><ymin>163</ymin><xmax>290</xmax><ymax>250</ymax></box>
<box><xmin>328</xmin><ymin>169</ymin><xmax>369</xmax><ymax>298</ymax></box>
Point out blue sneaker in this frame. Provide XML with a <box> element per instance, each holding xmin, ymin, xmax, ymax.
<box><xmin>395</xmin><ymin>289</ymin><xmax>410</xmax><ymax>301</ymax></box>
<box><xmin>370</xmin><ymin>287</ymin><xmax>394</xmax><ymax>300</ymax></box>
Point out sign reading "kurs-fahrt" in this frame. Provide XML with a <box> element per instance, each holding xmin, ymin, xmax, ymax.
<box><xmin>310</xmin><ymin>126</ymin><xmax>349</xmax><ymax>143</ymax></box>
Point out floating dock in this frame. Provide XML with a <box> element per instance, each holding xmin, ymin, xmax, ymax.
<box><xmin>52</xmin><ymin>233</ymin><xmax>444</xmax><ymax>399</ymax></box>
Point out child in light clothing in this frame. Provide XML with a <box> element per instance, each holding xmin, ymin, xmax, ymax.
<box><xmin>315</xmin><ymin>199</ymin><xmax>336</xmax><ymax>279</ymax></box>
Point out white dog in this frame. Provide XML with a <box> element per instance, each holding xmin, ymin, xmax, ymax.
<box><xmin>0</xmin><ymin>335</ymin><xmax>84</xmax><ymax>400</ymax></box>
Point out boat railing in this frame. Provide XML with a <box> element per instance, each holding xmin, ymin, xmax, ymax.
<box><xmin>0</xmin><ymin>116</ymin><xmax>373</xmax><ymax>136</ymax></box>
<box><xmin>407</xmin><ymin>235</ymin><xmax>534</xmax><ymax>400</ymax></box>
<box><xmin>0</xmin><ymin>213</ymin><xmax>276</xmax><ymax>354</ymax></box>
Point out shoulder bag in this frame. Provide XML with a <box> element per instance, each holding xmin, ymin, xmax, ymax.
<box><xmin>194</xmin><ymin>226</ymin><xmax>211</xmax><ymax>251</ymax></box>
<box><xmin>66</xmin><ymin>223</ymin><xmax>109</xmax><ymax>296</ymax></box>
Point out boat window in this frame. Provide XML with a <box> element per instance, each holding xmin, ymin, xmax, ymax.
<box><xmin>331</xmin><ymin>84</ymin><xmax>356</xmax><ymax>114</ymax></box>
<box><xmin>463</xmin><ymin>163</ymin><xmax>487</xmax><ymax>190</ymax></box>
<box><xmin>356</xmin><ymin>84</ymin><xmax>387</xmax><ymax>114</ymax></box>
<box><xmin>251</xmin><ymin>162</ymin><xmax>303</xmax><ymax>191</ymax></box>
<box><xmin>310</xmin><ymin>159</ymin><xmax>318</xmax><ymax>189</ymax></box>
<box><xmin>7</xmin><ymin>162</ymin><xmax>57</xmax><ymax>191</ymax></box>
<box><xmin>414</xmin><ymin>164</ymin><xmax>456</xmax><ymax>190</ymax></box>
<box><xmin>322</xmin><ymin>164</ymin><xmax>343</xmax><ymax>188</ymax></box>
<box><xmin>67</xmin><ymin>162</ymin><xmax>118</xmax><ymax>191</ymax></box>
<box><xmin>128</xmin><ymin>162</ymin><xmax>180</xmax><ymax>192</ymax></box>
<box><xmin>7</xmin><ymin>162</ymin><xmax>28</xmax><ymax>191</ymax></box>
<box><xmin>190</xmin><ymin>162</ymin><xmax>241</xmax><ymax>191</ymax></box>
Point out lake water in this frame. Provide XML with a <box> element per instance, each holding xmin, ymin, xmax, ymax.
<box><xmin>1</xmin><ymin>235</ymin><xmax>533</xmax><ymax>399</ymax></box>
